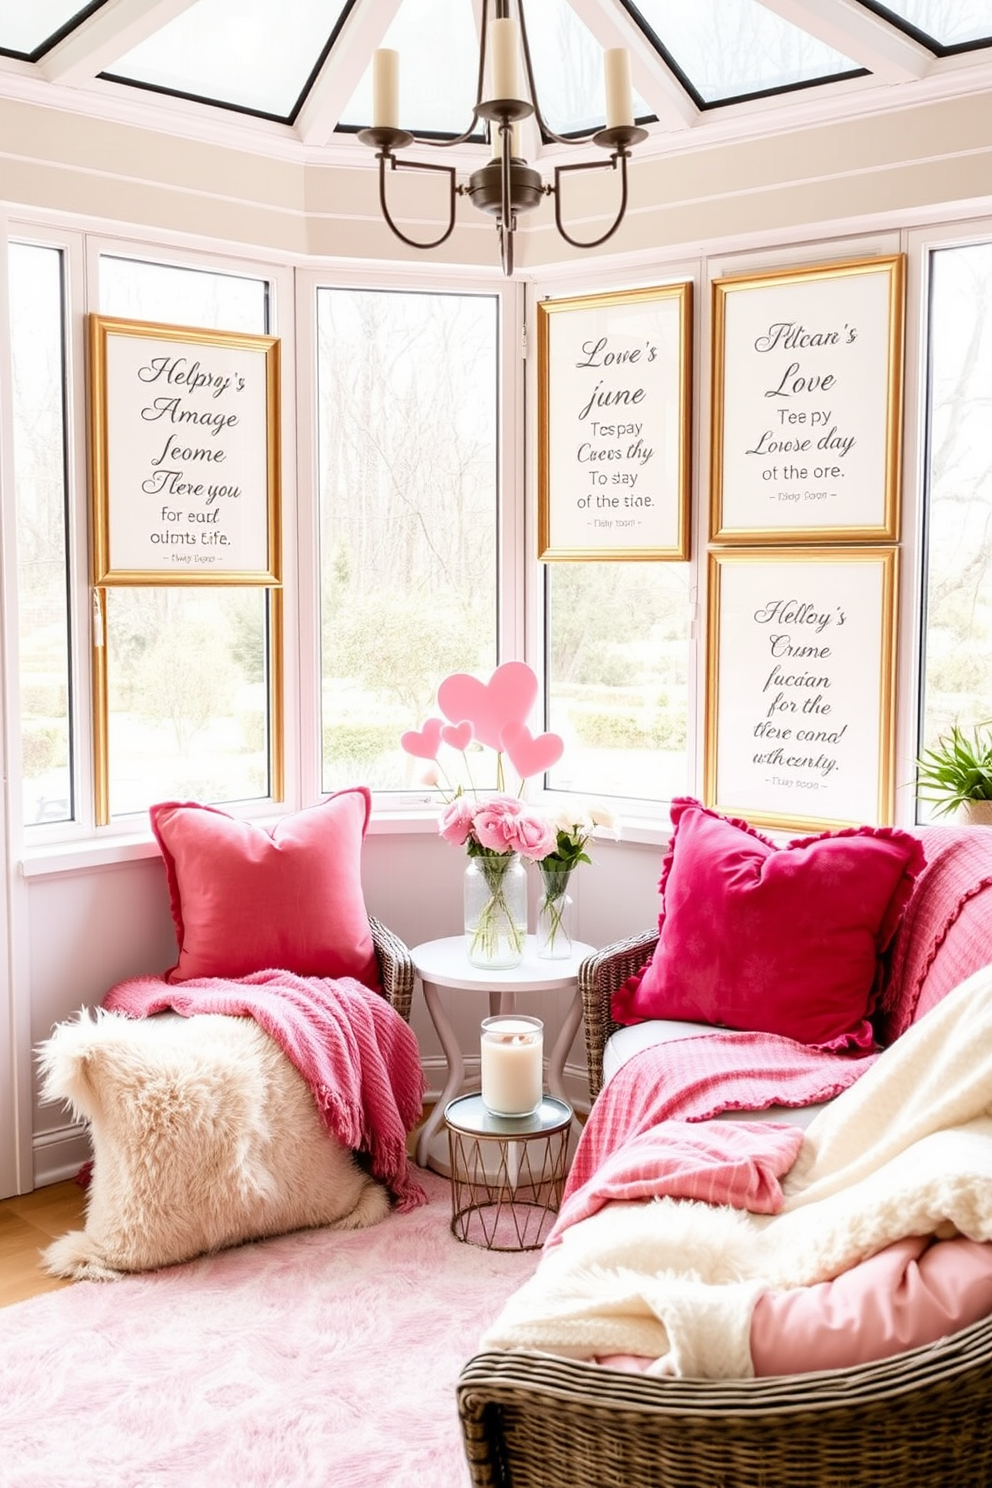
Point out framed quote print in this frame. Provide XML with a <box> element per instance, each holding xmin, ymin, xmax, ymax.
<box><xmin>703</xmin><ymin>546</ymin><xmax>898</xmax><ymax>830</ymax></box>
<box><xmin>89</xmin><ymin>315</ymin><xmax>282</xmax><ymax>585</ymax></box>
<box><xmin>537</xmin><ymin>282</ymin><xmax>692</xmax><ymax>560</ymax></box>
<box><xmin>710</xmin><ymin>255</ymin><xmax>904</xmax><ymax>543</ymax></box>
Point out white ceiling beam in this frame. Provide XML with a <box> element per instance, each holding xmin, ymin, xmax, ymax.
<box><xmin>295</xmin><ymin>0</ymin><xmax>404</xmax><ymax>148</ymax></box>
<box><xmin>565</xmin><ymin>0</ymin><xmax>699</xmax><ymax>131</ymax></box>
<box><xmin>39</xmin><ymin>0</ymin><xmax>202</xmax><ymax>85</ymax></box>
<box><xmin>757</xmin><ymin>0</ymin><xmax>933</xmax><ymax>83</ymax></box>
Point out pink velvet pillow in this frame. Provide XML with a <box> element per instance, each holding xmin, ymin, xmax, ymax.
<box><xmin>150</xmin><ymin>788</ymin><xmax>380</xmax><ymax>988</ymax></box>
<box><xmin>612</xmin><ymin>799</ymin><xmax>925</xmax><ymax>1051</ymax></box>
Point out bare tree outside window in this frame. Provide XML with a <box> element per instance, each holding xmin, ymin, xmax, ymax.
<box><xmin>545</xmin><ymin>561</ymin><xmax>690</xmax><ymax>804</ymax></box>
<box><xmin>317</xmin><ymin>287</ymin><xmax>498</xmax><ymax>794</ymax></box>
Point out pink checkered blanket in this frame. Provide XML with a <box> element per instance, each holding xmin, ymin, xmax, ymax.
<box><xmin>565</xmin><ymin>1030</ymin><xmax>879</xmax><ymax>1210</ymax></box>
<box><xmin>546</xmin><ymin>1117</ymin><xmax>805</xmax><ymax>1246</ymax></box>
<box><xmin>103</xmin><ymin>969</ymin><xmax>427</xmax><ymax>1211</ymax></box>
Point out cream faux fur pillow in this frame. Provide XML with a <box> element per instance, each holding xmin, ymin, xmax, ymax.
<box><xmin>38</xmin><ymin>1008</ymin><xmax>391</xmax><ymax>1279</ymax></box>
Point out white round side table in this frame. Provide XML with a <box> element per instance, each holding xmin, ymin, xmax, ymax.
<box><xmin>412</xmin><ymin>934</ymin><xmax>594</xmax><ymax>1173</ymax></box>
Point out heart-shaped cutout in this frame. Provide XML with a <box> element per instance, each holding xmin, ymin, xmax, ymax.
<box><xmin>500</xmin><ymin>721</ymin><xmax>565</xmax><ymax>778</ymax></box>
<box><xmin>440</xmin><ymin>720</ymin><xmax>474</xmax><ymax>751</ymax></box>
<box><xmin>400</xmin><ymin>716</ymin><xmax>443</xmax><ymax>760</ymax></box>
<box><xmin>437</xmin><ymin>662</ymin><xmax>538</xmax><ymax>752</ymax></box>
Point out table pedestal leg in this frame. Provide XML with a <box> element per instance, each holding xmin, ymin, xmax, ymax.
<box><xmin>416</xmin><ymin>978</ymin><xmax>466</xmax><ymax>1169</ymax></box>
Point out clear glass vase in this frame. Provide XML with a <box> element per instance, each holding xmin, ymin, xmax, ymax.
<box><xmin>536</xmin><ymin>866</ymin><xmax>574</xmax><ymax>960</ymax></box>
<box><xmin>464</xmin><ymin>852</ymin><xmax>527</xmax><ymax>969</ymax></box>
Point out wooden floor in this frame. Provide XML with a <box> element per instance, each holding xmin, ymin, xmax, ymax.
<box><xmin>0</xmin><ymin>1180</ymin><xmax>86</xmax><ymax>1309</ymax></box>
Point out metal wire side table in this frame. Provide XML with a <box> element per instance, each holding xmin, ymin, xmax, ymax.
<box><xmin>444</xmin><ymin>1093</ymin><xmax>573</xmax><ymax>1251</ymax></box>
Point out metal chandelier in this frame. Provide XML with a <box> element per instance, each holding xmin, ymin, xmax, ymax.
<box><xmin>357</xmin><ymin>0</ymin><xmax>647</xmax><ymax>277</ymax></box>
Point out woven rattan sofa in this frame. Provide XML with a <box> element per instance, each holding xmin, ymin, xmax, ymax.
<box><xmin>457</xmin><ymin>824</ymin><xmax>992</xmax><ymax>1487</ymax></box>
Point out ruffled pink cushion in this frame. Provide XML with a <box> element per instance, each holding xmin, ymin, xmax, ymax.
<box><xmin>150</xmin><ymin>788</ymin><xmax>380</xmax><ymax>988</ymax></box>
<box><xmin>751</xmin><ymin>1235</ymin><xmax>992</xmax><ymax>1375</ymax></box>
<box><xmin>612</xmin><ymin>799</ymin><xmax>925</xmax><ymax>1051</ymax></box>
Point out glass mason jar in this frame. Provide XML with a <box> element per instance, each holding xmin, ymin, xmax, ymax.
<box><xmin>535</xmin><ymin>866</ymin><xmax>574</xmax><ymax>959</ymax></box>
<box><xmin>464</xmin><ymin>851</ymin><xmax>527</xmax><ymax>969</ymax></box>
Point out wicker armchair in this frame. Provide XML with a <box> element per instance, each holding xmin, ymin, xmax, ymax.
<box><xmin>458</xmin><ymin>1318</ymin><xmax>992</xmax><ymax>1487</ymax></box>
<box><xmin>579</xmin><ymin>929</ymin><xmax>659</xmax><ymax>1100</ymax></box>
<box><xmin>368</xmin><ymin>915</ymin><xmax>416</xmax><ymax>1023</ymax></box>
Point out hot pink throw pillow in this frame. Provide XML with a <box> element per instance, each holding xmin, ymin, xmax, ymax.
<box><xmin>611</xmin><ymin>799</ymin><xmax>925</xmax><ymax>1051</ymax></box>
<box><xmin>150</xmin><ymin>789</ymin><xmax>380</xmax><ymax>988</ymax></box>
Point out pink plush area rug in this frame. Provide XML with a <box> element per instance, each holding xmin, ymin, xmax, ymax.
<box><xmin>0</xmin><ymin>1170</ymin><xmax>538</xmax><ymax>1488</ymax></box>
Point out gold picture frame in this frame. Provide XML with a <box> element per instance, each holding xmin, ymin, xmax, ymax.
<box><xmin>537</xmin><ymin>282</ymin><xmax>692</xmax><ymax>560</ymax></box>
<box><xmin>704</xmin><ymin>546</ymin><xmax>899</xmax><ymax>830</ymax></box>
<box><xmin>710</xmin><ymin>255</ymin><xmax>905</xmax><ymax>544</ymax></box>
<box><xmin>89</xmin><ymin>315</ymin><xmax>282</xmax><ymax>586</ymax></box>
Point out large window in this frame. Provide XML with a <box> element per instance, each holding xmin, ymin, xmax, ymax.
<box><xmin>97</xmin><ymin>256</ymin><xmax>275</xmax><ymax>819</ymax></box>
<box><xmin>316</xmin><ymin>286</ymin><xmax>499</xmax><ymax>795</ymax></box>
<box><xmin>545</xmin><ymin>561</ymin><xmax>691</xmax><ymax>804</ymax></box>
<box><xmin>9</xmin><ymin>242</ymin><xmax>73</xmax><ymax>827</ymax></box>
<box><xmin>919</xmin><ymin>238</ymin><xmax>992</xmax><ymax>807</ymax></box>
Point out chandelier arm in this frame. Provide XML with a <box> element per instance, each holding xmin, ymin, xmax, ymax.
<box><xmin>376</xmin><ymin>153</ymin><xmax>459</xmax><ymax>251</ymax></box>
<box><xmin>552</xmin><ymin>152</ymin><xmax>631</xmax><ymax>251</ymax></box>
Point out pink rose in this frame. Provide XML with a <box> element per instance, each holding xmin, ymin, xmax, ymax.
<box><xmin>508</xmin><ymin>811</ymin><xmax>558</xmax><ymax>860</ymax></box>
<box><xmin>471</xmin><ymin>794</ymin><xmax>526</xmax><ymax>853</ymax></box>
<box><xmin>439</xmin><ymin>796</ymin><xmax>476</xmax><ymax>847</ymax></box>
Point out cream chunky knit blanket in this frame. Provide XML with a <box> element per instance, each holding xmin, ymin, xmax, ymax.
<box><xmin>481</xmin><ymin>960</ymin><xmax>992</xmax><ymax>1378</ymax></box>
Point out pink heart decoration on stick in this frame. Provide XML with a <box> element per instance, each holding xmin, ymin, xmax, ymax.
<box><xmin>437</xmin><ymin>662</ymin><xmax>538</xmax><ymax>752</ymax></box>
<box><xmin>440</xmin><ymin>721</ymin><xmax>474</xmax><ymax>751</ymax></box>
<box><xmin>500</xmin><ymin>721</ymin><xmax>565</xmax><ymax>778</ymax></box>
<box><xmin>400</xmin><ymin>717</ymin><xmax>444</xmax><ymax>760</ymax></box>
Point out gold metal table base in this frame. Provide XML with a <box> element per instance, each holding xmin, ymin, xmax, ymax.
<box><xmin>445</xmin><ymin>1096</ymin><xmax>572</xmax><ymax>1251</ymax></box>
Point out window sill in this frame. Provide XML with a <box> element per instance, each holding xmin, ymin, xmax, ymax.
<box><xmin>19</xmin><ymin>804</ymin><xmax>671</xmax><ymax>879</ymax></box>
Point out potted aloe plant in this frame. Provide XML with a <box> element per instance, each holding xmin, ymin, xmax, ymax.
<box><xmin>915</xmin><ymin>721</ymin><xmax>992</xmax><ymax>823</ymax></box>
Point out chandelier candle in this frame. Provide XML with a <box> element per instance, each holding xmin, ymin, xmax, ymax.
<box><xmin>480</xmin><ymin>1016</ymin><xmax>543</xmax><ymax>1117</ymax></box>
<box><xmin>604</xmin><ymin>48</ymin><xmax>634</xmax><ymax>129</ymax></box>
<box><xmin>372</xmin><ymin>49</ymin><xmax>399</xmax><ymax>129</ymax></box>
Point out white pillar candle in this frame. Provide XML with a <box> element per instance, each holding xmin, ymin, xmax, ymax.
<box><xmin>489</xmin><ymin>17</ymin><xmax>521</xmax><ymax>101</ymax></box>
<box><xmin>480</xmin><ymin>1016</ymin><xmax>543</xmax><ymax>1116</ymax></box>
<box><xmin>373</xmin><ymin>48</ymin><xmax>399</xmax><ymax>129</ymax></box>
<box><xmin>604</xmin><ymin>47</ymin><xmax>633</xmax><ymax>129</ymax></box>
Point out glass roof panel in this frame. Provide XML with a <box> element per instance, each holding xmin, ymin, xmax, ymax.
<box><xmin>338</xmin><ymin>0</ymin><xmax>480</xmax><ymax>136</ymax></box>
<box><xmin>105</xmin><ymin>0</ymin><xmax>352</xmax><ymax>121</ymax></box>
<box><xmin>0</xmin><ymin>0</ymin><xmax>102</xmax><ymax>58</ymax></box>
<box><xmin>859</xmin><ymin>1</ymin><xmax>992</xmax><ymax>50</ymax></box>
<box><xmin>626</xmin><ymin>0</ymin><xmax>862</xmax><ymax>104</ymax></box>
<box><xmin>525</xmin><ymin>0</ymin><xmax>653</xmax><ymax>135</ymax></box>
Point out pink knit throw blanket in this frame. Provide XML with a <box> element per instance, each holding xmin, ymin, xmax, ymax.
<box><xmin>103</xmin><ymin>970</ymin><xmax>428</xmax><ymax>1212</ymax></box>
<box><xmin>567</xmin><ymin>1030</ymin><xmax>878</xmax><ymax>1203</ymax></box>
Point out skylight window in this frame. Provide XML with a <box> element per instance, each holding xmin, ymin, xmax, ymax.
<box><xmin>0</xmin><ymin>0</ymin><xmax>103</xmax><ymax>59</ymax></box>
<box><xmin>104</xmin><ymin>0</ymin><xmax>353</xmax><ymax>122</ymax></box>
<box><xmin>525</xmin><ymin>0</ymin><xmax>652</xmax><ymax>136</ymax></box>
<box><xmin>623</xmin><ymin>0</ymin><xmax>863</xmax><ymax>104</ymax></box>
<box><xmin>860</xmin><ymin>0</ymin><xmax>992</xmax><ymax>50</ymax></box>
<box><xmin>338</xmin><ymin>0</ymin><xmax>480</xmax><ymax>137</ymax></box>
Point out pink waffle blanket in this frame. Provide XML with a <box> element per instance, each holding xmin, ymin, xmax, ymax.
<box><xmin>565</xmin><ymin>1029</ymin><xmax>879</xmax><ymax>1211</ymax></box>
<box><xmin>103</xmin><ymin>969</ymin><xmax>427</xmax><ymax>1212</ymax></box>
<box><xmin>546</xmin><ymin>1118</ymin><xmax>805</xmax><ymax>1247</ymax></box>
